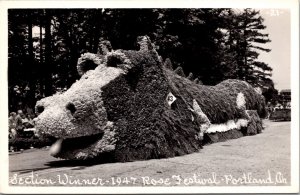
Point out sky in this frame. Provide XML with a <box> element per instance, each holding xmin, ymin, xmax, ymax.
<box><xmin>258</xmin><ymin>9</ymin><xmax>291</xmax><ymax>91</ymax></box>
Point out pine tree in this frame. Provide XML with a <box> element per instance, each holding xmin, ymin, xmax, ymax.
<box><xmin>229</xmin><ymin>9</ymin><xmax>272</xmax><ymax>87</ymax></box>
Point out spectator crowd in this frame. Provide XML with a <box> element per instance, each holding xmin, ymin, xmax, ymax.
<box><xmin>8</xmin><ymin>110</ymin><xmax>36</xmax><ymax>139</ymax></box>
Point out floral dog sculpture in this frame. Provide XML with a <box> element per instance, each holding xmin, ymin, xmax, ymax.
<box><xmin>35</xmin><ymin>36</ymin><xmax>266</xmax><ymax>162</ymax></box>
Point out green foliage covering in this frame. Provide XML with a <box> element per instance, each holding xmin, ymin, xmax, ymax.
<box><xmin>244</xmin><ymin>110</ymin><xmax>263</xmax><ymax>135</ymax></box>
<box><xmin>215</xmin><ymin>80</ymin><xmax>267</xmax><ymax>118</ymax></box>
<box><xmin>165</xmin><ymin>70</ymin><xmax>266</xmax><ymax>123</ymax></box>
<box><xmin>164</xmin><ymin>58</ymin><xmax>173</xmax><ymax>70</ymax></box>
<box><xmin>269</xmin><ymin>109</ymin><xmax>291</xmax><ymax>121</ymax></box>
<box><xmin>101</xmin><ymin>50</ymin><xmax>201</xmax><ymax>161</ymax></box>
<box><xmin>194</xmin><ymin>78</ymin><xmax>203</xmax><ymax>85</ymax></box>
<box><xmin>187</xmin><ymin>72</ymin><xmax>194</xmax><ymax>80</ymax></box>
<box><xmin>203</xmin><ymin>129</ymin><xmax>244</xmax><ymax>144</ymax></box>
<box><xmin>174</xmin><ymin>66</ymin><xmax>186</xmax><ymax>77</ymax></box>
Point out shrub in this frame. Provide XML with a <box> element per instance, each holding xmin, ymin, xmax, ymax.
<box><xmin>9</xmin><ymin>137</ymin><xmax>54</xmax><ymax>150</ymax></box>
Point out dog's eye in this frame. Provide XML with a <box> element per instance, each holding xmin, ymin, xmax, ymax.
<box><xmin>66</xmin><ymin>102</ymin><xmax>76</xmax><ymax>115</ymax></box>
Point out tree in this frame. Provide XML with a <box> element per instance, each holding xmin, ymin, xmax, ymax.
<box><xmin>262</xmin><ymin>80</ymin><xmax>279</xmax><ymax>104</ymax></box>
<box><xmin>8</xmin><ymin>10</ymin><xmax>33</xmax><ymax>111</ymax></box>
<box><xmin>7</xmin><ymin>8</ymin><xmax>275</xmax><ymax>112</ymax></box>
<box><xmin>153</xmin><ymin>9</ymin><xmax>230</xmax><ymax>85</ymax></box>
<box><xmin>228</xmin><ymin>9</ymin><xmax>272</xmax><ymax>87</ymax></box>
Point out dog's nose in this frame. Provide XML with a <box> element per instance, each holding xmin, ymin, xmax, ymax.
<box><xmin>36</xmin><ymin>105</ymin><xmax>44</xmax><ymax>115</ymax></box>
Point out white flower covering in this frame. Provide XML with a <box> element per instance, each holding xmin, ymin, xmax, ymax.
<box><xmin>35</xmin><ymin>49</ymin><xmax>137</xmax><ymax>159</ymax></box>
<box><xmin>35</xmin><ymin>62</ymin><xmax>125</xmax><ymax>139</ymax></box>
<box><xmin>192</xmin><ymin>99</ymin><xmax>211</xmax><ymax>133</ymax></box>
<box><xmin>236</xmin><ymin>92</ymin><xmax>246</xmax><ymax>109</ymax></box>
<box><xmin>206</xmin><ymin>119</ymin><xmax>248</xmax><ymax>133</ymax></box>
<box><xmin>190</xmin><ymin>99</ymin><xmax>248</xmax><ymax>134</ymax></box>
<box><xmin>77</xmin><ymin>53</ymin><xmax>104</xmax><ymax>75</ymax></box>
<box><xmin>189</xmin><ymin>99</ymin><xmax>249</xmax><ymax>136</ymax></box>
<box><xmin>237</xmin><ymin>118</ymin><xmax>249</xmax><ymax>128</ymax></box>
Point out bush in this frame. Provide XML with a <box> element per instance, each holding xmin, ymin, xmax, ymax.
<box><xmin>9</xmin><ymin>137</ymin><xmax>54</xmax><ymax>150</ymax></box>
<box><xmin>269</xmin><ymin>109</ymin><xmax>291</xmax><ymax>121</ymax></box>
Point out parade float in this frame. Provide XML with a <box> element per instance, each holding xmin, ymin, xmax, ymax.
<box><xmin>34</xmin><ymin>36</ymin><xmax>267</xmax><ymax>162</ymax></box>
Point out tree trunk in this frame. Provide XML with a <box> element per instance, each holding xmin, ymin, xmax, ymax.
<box><xmin>27</xmin><ymin>11</ymin><xmax>37</xmax><ymax>108</ymax></box>
<box><xmin>40</xmin><ymin>18</ymin><xmax>43</xmax><ymax>63</ymax></box>
<box><xmin>92</xmin><ymin>10</ymin><xmax>103</xmax><ymax>53</ymax></box>
<box><xmin>44</xmin><ymin>9</ymin><xmax>53</xmax><ymax>96</ymax></box>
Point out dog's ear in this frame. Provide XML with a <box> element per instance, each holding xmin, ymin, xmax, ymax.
<box><xmin>77</xmin><ymin>39</ymin><xmax>114</xmax><ymax>76</ymax></box>
<box><xmin>77</xmin><ymin>53</ymin><xmax>104</xmax><ymax>76</ymax></box>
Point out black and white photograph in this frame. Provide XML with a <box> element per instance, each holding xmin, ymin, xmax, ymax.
<box><xmin>0</xmin><ymin>0</ymin><xmax>299</xmax><ymax>194</ymax></box>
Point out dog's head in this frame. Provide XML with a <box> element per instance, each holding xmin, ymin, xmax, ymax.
<box><xmin>34</xmin><ymin>36</ymin><xmax>161</xmax><ymax>160</ymax></box>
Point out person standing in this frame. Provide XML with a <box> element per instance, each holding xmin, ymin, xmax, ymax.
<box><xmin>9</xmin><ymin>112</ymin><xmax>17</xmax><ymax>138</ymax></box>
<box><xmin>16</xmin><ymin>110</ymin><xmax>25</xmax><ymax>136</ymax></box>
<box><xmin>8</xmin><ymin>112</ymin><xmax>23</xmax><ymax>138</ymax></box>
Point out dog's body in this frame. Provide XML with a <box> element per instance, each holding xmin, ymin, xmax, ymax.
<box><xmin>35</xmin><ymin>36</ymin><xmax>266</xmax><ymax>162</ymax></box>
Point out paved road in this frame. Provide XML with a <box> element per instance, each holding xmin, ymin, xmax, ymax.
<box><xmin>9</xmin><ymin>120</ymin><xmax>290</xmax><ymax>186</ymax></box>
